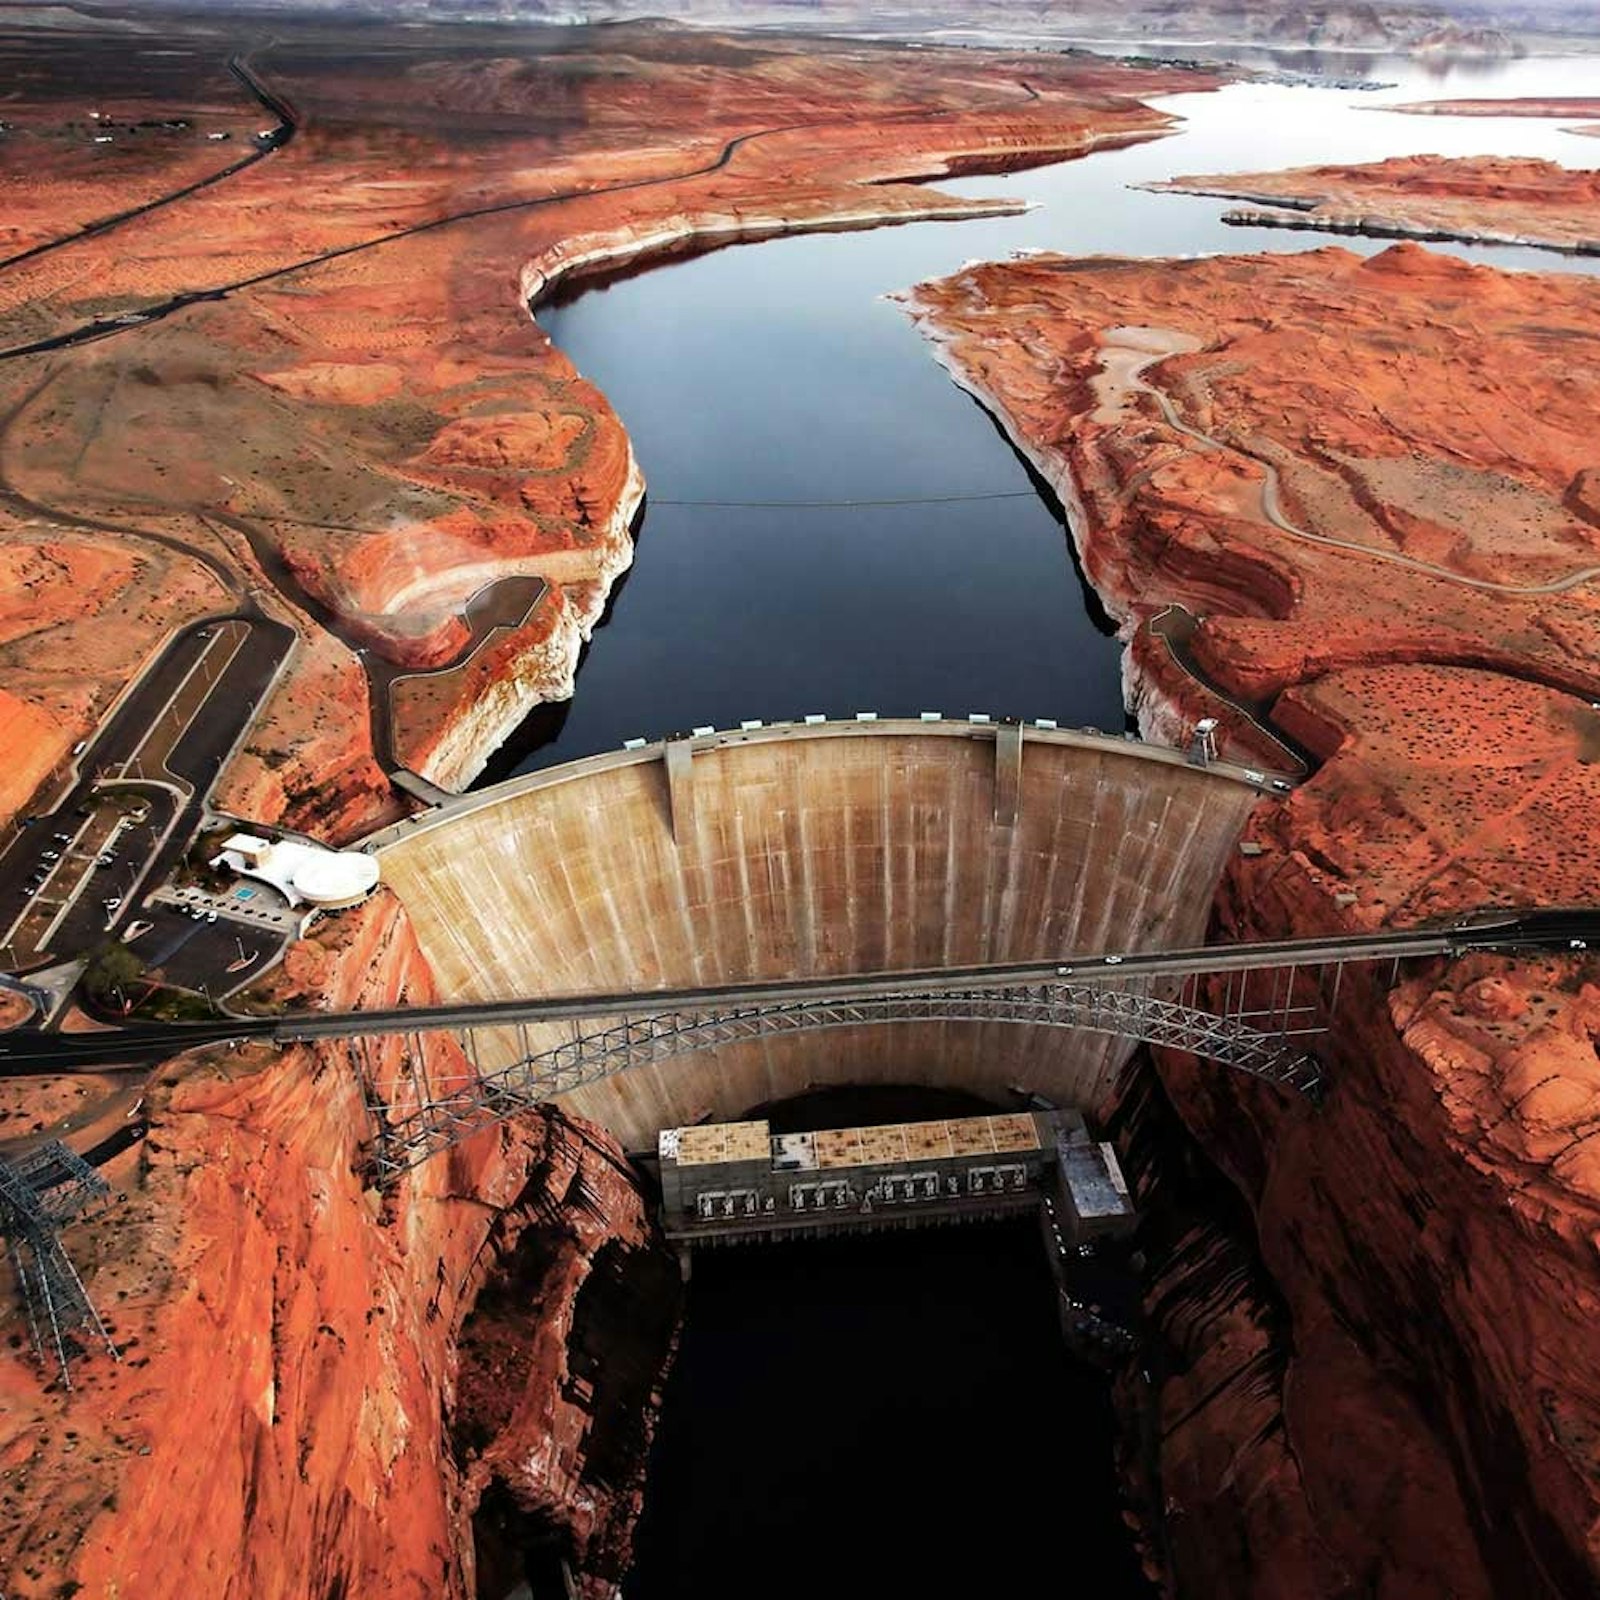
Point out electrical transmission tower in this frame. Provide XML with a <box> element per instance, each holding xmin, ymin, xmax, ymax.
<box><xmin>0</xmin><ymin>1142</ymin><xmax>120</xmax><ymax>1389</ymax></box>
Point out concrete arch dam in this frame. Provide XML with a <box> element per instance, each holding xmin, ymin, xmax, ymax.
<box><xmin>374</xmin><ymin>720</ymin><xmax>1272</xmax><ymax>1151</ymax></box>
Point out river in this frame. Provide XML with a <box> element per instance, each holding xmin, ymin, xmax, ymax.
<box><xmin>474</xmin><ymin>49</ymin><xmax>1600</xmax><ymax>783</ymax></box>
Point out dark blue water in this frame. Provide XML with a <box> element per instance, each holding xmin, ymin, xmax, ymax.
<box><xmin>477</xmin><ymin>54</ymin><xmax>1600</xmax><ymax>783</ymax></box>
<box><xmin>626</xmin><ymin>1222</ymin><xmax>1148</xmax><ymax>1600</ymax></box>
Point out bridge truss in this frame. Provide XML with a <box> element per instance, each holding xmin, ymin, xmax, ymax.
<box><xmin>357</xmin><ymin>966</ymin><xmax>1337</xmax><ymax>1182</ymax></box>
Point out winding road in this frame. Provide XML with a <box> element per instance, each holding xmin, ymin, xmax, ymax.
<box><xmin>0</xmin><ymin>52</ymin><xmax>296</xmax><ymax>278</ymax></box>
<box><xmin>0</xmin><ymin>73</ymin><xmax>1048</xmax><ymax>365</ymax></box>
<box><xmin>1127</xmin><ymin>342</ymin><xmax>1600</xmax><ymax>598</ymax></box>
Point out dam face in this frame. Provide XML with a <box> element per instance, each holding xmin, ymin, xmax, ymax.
<box><xmin>376</xmin><ymin>721</ymin><xmax>1266</xmax><ymax>1150</ymax></box>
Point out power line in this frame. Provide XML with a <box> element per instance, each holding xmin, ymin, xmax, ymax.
<box><xmin>654</xmin><ymin>490</ymin><xmax>1039</xmax><ymax>509</ymax></box>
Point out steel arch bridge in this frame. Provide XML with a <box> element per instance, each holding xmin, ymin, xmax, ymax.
<box><xmin>362</xmin><ymin>979</ymin><xmax>1325</xmax><ymax>1181</ymax></box>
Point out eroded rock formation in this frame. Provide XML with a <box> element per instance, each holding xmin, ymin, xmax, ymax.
<box><xmin>904</xmin><ymin>242</ymin><xmax>1600</xmax><ymax>1594</ymax></box>
<box><xmin>1145</xmin><ymin>154</ymin><xmax>1600</xmax><ymax>254</ymax></box>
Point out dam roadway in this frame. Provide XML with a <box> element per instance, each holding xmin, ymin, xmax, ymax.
<box><xmin>2</xmin><ymin>718</ymin><xmax>1595</xmax><ymax>1136</ymax></box>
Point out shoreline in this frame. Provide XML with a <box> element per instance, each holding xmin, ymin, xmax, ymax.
<box><xmin>425</xmin><ymin>123</ymin><xmax>1182</xmax><ymax>795</ymax></box>
<box><xmin>895</xmin><ymin>289</ymin><xmax>1327</xmax><ymax>771</ymax></box>
<box><xmin>1216</xmin><ymin>204</ymin><xmax>1600</xmax><ymax>255</ymax></box>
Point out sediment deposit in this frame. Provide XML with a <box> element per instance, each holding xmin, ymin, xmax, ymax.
<box><xmin>905</xmin><ymin>242</ymin><xmax>1600</xmax><ymax>1595</ymax></box>
<box><xmin>1145</xmin><ymin>154</ymin><xmax>1600</xmax><ymax>253</ymax></box>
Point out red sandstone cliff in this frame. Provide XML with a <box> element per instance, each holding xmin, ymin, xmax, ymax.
<box><xmin>0</xmin><ymin>893</ymin><xmax>677</xmax><ymax>1598</ymax></box>
<box><xmin>906</xmin><ymin>243</ymin><xmax>1600</xmax><ymax>1596</ymax></box>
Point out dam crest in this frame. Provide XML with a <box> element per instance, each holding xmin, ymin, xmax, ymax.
<box><xmin>374</xmin><ymin>718</ymin><xmax>1274</xmax><ymax>1150</ymax></box>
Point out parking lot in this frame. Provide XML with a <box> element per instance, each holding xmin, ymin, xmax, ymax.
<box><xmin>0</xmin><ymin>611</ymin><xmax>295</xmax><ymax>978</ymax></box>
<box><xmin>1</xmin><ymin>792</ymin><xmax>170</xmax><ymax>964</ymax></box>
<box><xmin>132</xmin><ymin>884</ymin><xmax>296</xmax><ymax>998</ymax></box>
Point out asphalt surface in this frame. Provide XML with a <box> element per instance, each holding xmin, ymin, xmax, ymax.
<box><xmin>125</xmin><ymin>898</ymin><xmax>279</xmax><ymax>1001</ymax></box>
<box><xmin>0</xmin><ymin>613</ymin><xmax>294</xmax><ymax>971</ymax></box>
<box><xmin>2</xmin><ymin>908</ymin><xmax>1597</xmax><ymax>1076</ymax></box>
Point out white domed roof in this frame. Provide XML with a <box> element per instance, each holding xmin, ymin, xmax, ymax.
<box><xmin>289</xmin><ymin>850</ymin><xmax>380</xmax><ymax>906</ymax></box>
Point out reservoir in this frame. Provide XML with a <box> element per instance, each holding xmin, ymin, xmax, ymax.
<box><xmin>479</xmin><ymin>51</ymin><xmax>1600</xmax><ymax>782</ymax></box>
<box><xmin>475</xmin><ymin>46</ymin><xmax>1599</xmax><ymax>1599</ymax></box>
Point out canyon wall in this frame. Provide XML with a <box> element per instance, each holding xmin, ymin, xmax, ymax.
<box><xmin>904</xmin><ymin>242</ymin><xmax>1600</xmax><ymax>1595</ymax></box>
<box><xmin>0</xmin><ymin>892</ymin><xmax>677</xmax><ymax>1599</ymax></box>
<box><xmin>0</xmin><ymin>28</ymin><xmax>1237</xmax><ymax>1598</ymax></box>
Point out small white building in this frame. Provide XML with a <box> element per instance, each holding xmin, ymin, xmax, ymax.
<box><xmin>212</xmin><ymin>833</ymin><xmax>380</xmax><ymax>910</ymax></box>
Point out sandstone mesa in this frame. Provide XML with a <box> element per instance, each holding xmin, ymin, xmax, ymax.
<box><xmin>1382</xmin><ymin>95</ymin><xmax>1600</xmax><ymax>118</ymax></box>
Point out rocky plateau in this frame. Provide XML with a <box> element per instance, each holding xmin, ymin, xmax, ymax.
<box><xmin>1147</xmin><ymin>153</ymin><xmax>1600</xmax><ymax>253</ymax></box>
<box><xmin>904</xmin><ymin>238</ymin><xmax>1600</xmax><ymax>1594</ymax></box>
<box><xmin>1384</xmin><ymin>95</ymin><xmax>1600</xmax><ymax>117</ymax></box>
<box><xmin>0</xmin><ymin>18</ymin><xmax>1212</xmax><ymax>833</ymax></box>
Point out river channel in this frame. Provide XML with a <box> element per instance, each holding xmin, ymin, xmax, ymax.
<box><xmin>476</xmin><ymin>50</ymin><xmax>1600</xmax><ymax>783</ymax></box>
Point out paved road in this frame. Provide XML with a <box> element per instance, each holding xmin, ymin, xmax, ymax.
<box><xmin>1128</xmin><ymin>345</ymin><xmax>1600</xmax><ymax>599</ymax></box>
<box><xmin>0</xmin><ymin>52</ymin><xmax>295</xmax><ymax>277</ymax></box>
<box><xmin>1147</xmin><ymin>604</ymin><xmax>1317</xmax><ymax>774</ymax></box>
<box><xmin>0</xmin><ymin>78</ymin><xmax>1043</xmax><ymax>366</ymax></box>
<box><xmin>0</xmin><ymin>613</ymin><xmax>293</xmax><ymax>970</ymax></box>
<box><xmin>1</xmin><ymin>907</ymin><xmax>1595</xmax><ymax>1075</ymax></box>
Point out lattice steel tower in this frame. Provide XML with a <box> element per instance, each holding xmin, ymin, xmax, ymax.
<box><xmin>0</xmin><ymin>1141</ymin><xmax>120</xmax><ymax>1388</ymax></box>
